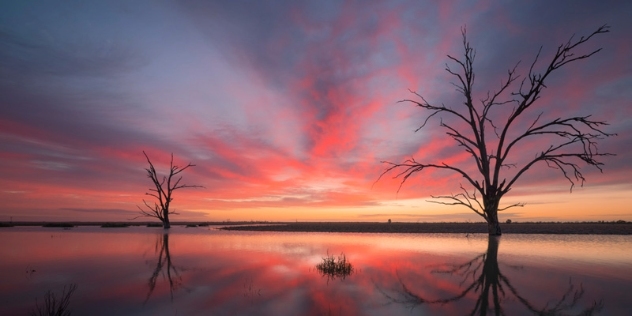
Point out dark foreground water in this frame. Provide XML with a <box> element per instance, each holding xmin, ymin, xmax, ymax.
<box><xmin>1</xmin><ymin>227</ymin><xmax>630</xmax><ymax>315</ymax></box>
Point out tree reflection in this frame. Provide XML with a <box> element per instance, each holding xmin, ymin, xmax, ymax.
<box><xmin>380</xmin><ymin>237</ymin><xmax>603</xmax><ymax>315</ymax></box>
<box><xmin>145</xmin><ymin>233</ymin><xmax>183</xmax><ymax>303</ymax></box>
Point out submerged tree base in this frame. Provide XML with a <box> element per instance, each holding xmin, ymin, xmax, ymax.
<box><xmin>487</xmin><ymin>222</ymin><xmax>502</xmax><ymax>236</ymax></box>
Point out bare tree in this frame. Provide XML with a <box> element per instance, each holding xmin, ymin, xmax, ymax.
<box><xmin>380</xmin><ymin>25</ymin><xmax>615</xmax><ymax>235</ymax></box>
<box><xmin>137</xmin><ymin>151</ymin><xmax>203</xmax><ymax>229</ymax></box>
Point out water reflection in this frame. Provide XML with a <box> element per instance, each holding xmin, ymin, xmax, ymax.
<box><xmin>1</xmin><ymin>228</ymin><xmax>629</xmax><ymax>315</ymax></box>
<box><xmin>381</xmin><ymin>236</ymin><xmax>603</xmax><ymax>315</ymax></box>
<box><xmin>145</xmin><ymin>233</ymin><xmax>183</xmax><ymax>303</ymax></box>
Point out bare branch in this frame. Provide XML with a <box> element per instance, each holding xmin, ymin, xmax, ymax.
<box><xmin>378</xmin><ymin>157</ymin><xmax>483</xmax><ymax>194</ymax></box>
<box><xmin>494</xmin><ymin>25</ymin><xmax>611</xmax><ymax>190</ymax></box>
<box><xmin>498</xmin><ymin>202</ymin><xmax>524</xmax><ymax>212</ymax></box>
<box><xmin>429</xmin><ymin>184</ymin><xmax>486</xmax><ymax>219</ymax></box>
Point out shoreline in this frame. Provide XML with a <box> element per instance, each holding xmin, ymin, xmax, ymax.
<box><xmin>219</xmin><ymin>222</ymin><xmax>632</xmax><ymax>235</ymax></box>
<box><xmin>1</xmin><ymin>221</ymin><xmax>631</xmax><ymax>235</ymax></box>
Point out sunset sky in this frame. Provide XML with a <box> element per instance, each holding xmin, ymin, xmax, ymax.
<box><xmin>1</xmin><ymin>1</ymin><xmax>631</xmax><ymax>223</ymax></box>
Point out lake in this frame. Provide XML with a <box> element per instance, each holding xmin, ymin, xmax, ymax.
<box><xmin>1</xmin><ymin>226</ymin><xmax>631</xmax><ymax>315</ymax></box>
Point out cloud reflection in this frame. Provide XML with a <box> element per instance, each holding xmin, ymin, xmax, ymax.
<box><xmin>1</xmin><ymin>228</ymin><xmax>627</xmax><ymax>315</ymax></box>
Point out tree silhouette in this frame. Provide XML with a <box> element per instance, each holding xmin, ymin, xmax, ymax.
<box><xmin>137</xmin><ymin>151</ymin><xmax>203</xmax><ymax>229</ymax></box>
<box><xmin>378</xmin><ymin>237</ymin><xmax>603</xmax><ymax>315</ymax></box>
<box><xmin>379</xmin><ymin>25</ymin><xmax>614</xmax><ymax>235</ymax></box>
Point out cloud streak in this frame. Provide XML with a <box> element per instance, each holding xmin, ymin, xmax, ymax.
<box><xmin>1</xmin><ymin>0</ymin><xmax>631</xmax><ymax>222</ymax></box>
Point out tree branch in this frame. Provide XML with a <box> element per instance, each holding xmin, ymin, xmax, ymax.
<box><xmin>429</xmin><ymin>184</ymin><xmax>486</xmax><ymax>219</ymax></box>
<box><xmin>378</xmin><ymin>157</ymin><xmax>483</xmax><ymax>194</ymax></box>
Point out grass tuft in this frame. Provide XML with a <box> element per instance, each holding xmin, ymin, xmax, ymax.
<box><xmin>30</xmin><ymin>283</ymin><xmax>77</xmax><ymax>316</ymax></box>
<box><xmin>316</xmin><ymin>252</ymin><xmax>353</xmax><ymax>280</ymax></box>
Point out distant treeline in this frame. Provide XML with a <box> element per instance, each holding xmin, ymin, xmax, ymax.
<box><xmin>220</xmin><ymin>221</ymin><xmax>632</xmax><ymax>235</ymax></box>
<box><xmin>0</xmin><ymin>220</ymin><xmax>282</xmax><ymax>228</ymax></box>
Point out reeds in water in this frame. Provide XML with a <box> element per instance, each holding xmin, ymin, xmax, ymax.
<box><xmin>31</xmin><ymin>283</ymin><xmax>77</xmax><ymax>316</ymax></box>
<box><xmin>316</xmin><ymin>252</ymin><xmax>353</xmax><ymax>280</ymax></box>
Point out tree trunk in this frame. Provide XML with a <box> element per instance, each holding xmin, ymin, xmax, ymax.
<box><xmin>485</xmin><ymin>197</ymin><xmax>502</xmax><ymax>236</ymax></box>
<box><xmin>486</xmin><ymin>211</ymin><xmax>501</xmax><ymax>236</ymax></box>
<box><xmin>163</xmin><ymin>210</ymin><xmax>171</xmax><ymax>229</ymax></box>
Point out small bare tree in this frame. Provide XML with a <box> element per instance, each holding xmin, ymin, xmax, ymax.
<box><xmin>380</xmin><ymin>25</ymin><xmax>615</xmax><ymax>235</ymax></box>
<box><xmin>138</xmin><ymin>151</ymin><xmax>203</xmax><ymax>229</ymax></box>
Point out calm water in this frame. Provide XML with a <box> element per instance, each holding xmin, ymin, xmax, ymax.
<box><xmin>1</xmin><ymin>226</ymin><xmax>631</xmax><ymax>315</ymax></box>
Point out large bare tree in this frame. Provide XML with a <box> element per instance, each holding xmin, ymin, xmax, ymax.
<box><xmin>138</xmin><ymin>151</ymin><xmax>203</xmax><ymax>229</ymax></box>
<box><xmin>380</xmin><ymin>25</ymin><xmax>615</xmax><ymax>235</ymax></box>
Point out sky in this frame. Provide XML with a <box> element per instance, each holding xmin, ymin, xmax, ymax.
<box><xmin>1</xmin><ymin>0</ymin><xmax>631</xmax><ymax>223</ymax></box>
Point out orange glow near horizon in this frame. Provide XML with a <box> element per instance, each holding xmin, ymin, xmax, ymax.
<box><xmin>2</xmin><ymin>172</ymin><xmax>632</xmax><ymax>222</ymax></box>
